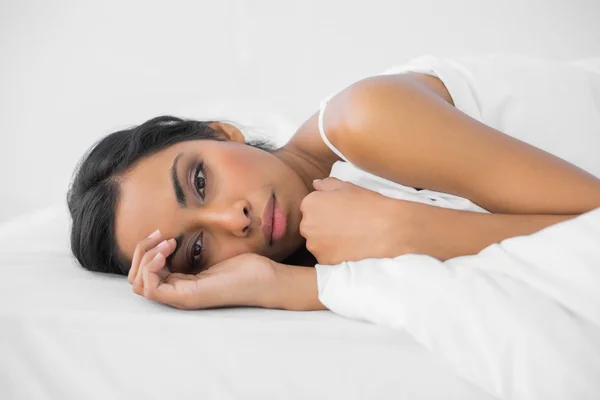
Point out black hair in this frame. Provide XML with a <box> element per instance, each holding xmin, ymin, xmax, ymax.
<box><xmin>67</xmin><ymin>115</ymin><xmax>276</xmax><ymax>276</ymax></box>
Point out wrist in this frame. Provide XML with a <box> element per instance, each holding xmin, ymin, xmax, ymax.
<box><xmin>381</xmin><ymin>197</ymin><xmax>423</xmax><ymax>256</ymax></box>
<box><xmin>266</xmin><ymin>263</ymin><xmax>328</xmax><ymax>311</ymax></box>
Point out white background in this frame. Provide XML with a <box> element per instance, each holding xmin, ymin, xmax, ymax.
<box><xmin>1</xmin><ymin>0</ymin><xmax>599</xmax><ymax>223</ymax></box>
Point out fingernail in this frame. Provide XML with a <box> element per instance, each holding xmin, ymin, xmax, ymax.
<box><xmin>157</xmin><ymin>239</ymin><xmax>168</xmax><ymax>249</ymax></box>
<box><xmin>313</xmin><ymin>179</ymin><xmax>321</xmax><ymax>184</ymax></box>
<box><xmin>153</xmin><ymin>253</ymin><xmax>162</xmax><ymax>260</ymax></box>
<box><xmin>148</xmin><ymin>229</ymin><xmax>161</xmax><ymax>239</ymax></box>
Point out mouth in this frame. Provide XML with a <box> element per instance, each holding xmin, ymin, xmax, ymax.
<box><xmin>261</xmin><ymin>192</ymin><xmax>287</xmax><ymax>247</ymax></box>
<box><xmin>261</xmin><ymin>194</ymin><xmax>275</xmax><ymax>246</ymax></box>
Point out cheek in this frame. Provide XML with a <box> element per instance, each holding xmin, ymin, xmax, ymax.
<box><xmin>210</xmin><ymin>238</ymin><xmax>255</xmax><ymax>266</ymax></box>
<box><xmin>219</xmin><ymin>148</ymin><xmax>273</xmax><ymax>179</ymax></box>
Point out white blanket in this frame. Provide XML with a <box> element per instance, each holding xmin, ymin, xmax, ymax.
<box><xmin>315</xmin><ymin>207</ymin><xmax>600</xmax><ymax>399</ymax></box>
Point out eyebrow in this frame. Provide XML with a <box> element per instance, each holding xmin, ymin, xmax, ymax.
<box><xmin>171</xmin><ymin>152</ymin><xmax>187</xmax><ymax>208</ymax></box>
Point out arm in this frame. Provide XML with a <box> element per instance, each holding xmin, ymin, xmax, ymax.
<box><xmin>268</xmin><ymin>263</ymin><xmax>328</xmax><ymax>311</ymax></box>
<box><xmin>389</xmin><ymin>199</ymin><xmax>581</xmax><ymax>261</ymax></box>
<box><xmin>322</xmin><ymin>73</ymin><xmax>600</xmax><ymax>216</ymax></box>
<box><xmin>128</xmin><ymin>235</ymin><xmax>326</xmax><ymax>311</ymax></box>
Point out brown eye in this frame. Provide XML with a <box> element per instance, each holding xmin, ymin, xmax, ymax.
<box><xmin>192</xmin><ymin>241</ymin><xmax>202</xmax><ymax>257</ymax></box>
<box><xmin>195</xmin><ymin>162</ymin><xmax>206</xmax><ymax>199</ymax></box>
<box><xmin>196</xmin><ymin>175</ymin><xmax>205</xmax><ymax>190</ymax></box>
<box><xmin>190</xmin><ymin>232</ymin><xmax>205</xmax><ymax>271</ymax></box>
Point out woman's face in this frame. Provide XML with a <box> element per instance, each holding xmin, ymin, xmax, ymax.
<box><xmin>114</xmin><ymin>124</ymin><xmax>310</xmax><ymax>274</ymax></box>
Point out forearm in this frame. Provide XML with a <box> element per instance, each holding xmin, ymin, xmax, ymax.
<box><xmin>406</xmin><ymin>204</ymin><xmax>579</xmax><ymax>261</ymax></box>
<box><xmin>268</xmin><ymin>264</ymin><xmax>328</xmax><ymax>311</ymax></box>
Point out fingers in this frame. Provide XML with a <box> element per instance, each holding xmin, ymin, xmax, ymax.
<box><xmin>138</xmin><ymin>253</ymin><xmax>271</xmax><ymax>310</ymax></box>
<box><xmin>133</xmin><ymin>238</ymin><xmax>176</xmax><ymax>289</ymax></box>
<box><xmin>130</xmin><ymin>239</ymin><xmax>176</xmax><ymax>299</ymax></box>
<box><xmin>132</xmin><ymin>252</ymin><xmax>167</xmax><ymax>296</ymax></box>
<box><xmin>142</xmin><ymin>266</ymin><xmax>198</xmax><ymax>309</ymax></box>
<box><xmin>128</xmin><ymin>229</ymin><xmax>163</xmax><ymax>284</ymax></box>
<box><xmin>141</xmin><ymin>263</ymin><xmax>225</xmax><ymax>309</ymax></box>
<box><xmin>312</xmin><ymin>177</ymin><xmax>350</xmax><ymax>191</ymax></box>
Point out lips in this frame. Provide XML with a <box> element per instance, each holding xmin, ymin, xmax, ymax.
<box><xmin>271</xmin><ymin>195</ymin><xmax>286</xmax><ymax>243</ymax></box>
<box><xmin>261</xmin><ymin>194</ymin><xmax>275</xmax><ymax>245</ymax></box>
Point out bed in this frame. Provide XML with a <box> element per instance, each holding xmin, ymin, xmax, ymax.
<box><xmin>0</xmin><ymin>203</ymin><xmax>494</xmax><ymax>399</ymax></box>
<box><xmin>3</xmin><ymin>54</ymin><xmax>600</xmax><ymax>400</ymax></box>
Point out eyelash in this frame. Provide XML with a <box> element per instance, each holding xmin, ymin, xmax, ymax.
<box><xmin>190</xmin><ymin>161</ymin><xmax>207</xmax><ymax>272</ymax></box>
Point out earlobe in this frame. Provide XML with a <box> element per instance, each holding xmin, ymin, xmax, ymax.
<box><xmin>208</xmin><ymin>122</ymin><xmax>246</xmax><ymax>144</ymax></box>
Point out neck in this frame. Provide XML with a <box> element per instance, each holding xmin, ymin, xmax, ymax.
<box><xmin>272</xmin><ymin>146</ymin><xmax>333</xmax><ymax>194</ymax></box>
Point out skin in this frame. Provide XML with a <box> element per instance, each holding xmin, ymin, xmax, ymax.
<box><xmin>122</xmin><ymin>71</ymin><xmax>600</xmax><ymax>310</ymax></box>
<box><xmin>115</xmin><ymin>122</ymin><xmax>336</xmax><ymax>275</ymax></box>
<box><xmin>118</xmin><ymin>71</ymin><xmax>600</xmax><ymax>282</ymax></box>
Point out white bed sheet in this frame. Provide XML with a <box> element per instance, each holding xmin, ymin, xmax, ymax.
<box><xmin>0</xmin><ymin>204</ymin><xmax>494</xmax><ymax>400</ymax></box>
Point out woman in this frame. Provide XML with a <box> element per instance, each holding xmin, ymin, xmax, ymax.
<box><xmin>67</xmin><ymin>53</ymin><xmax>600</xmax><ymax>311</ymax></box>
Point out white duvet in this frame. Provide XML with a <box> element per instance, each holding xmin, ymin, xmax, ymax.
<box><xmin>315</xmin><ymin>207</ymin><xmax>600</xmax><ymax>399</ymax></box>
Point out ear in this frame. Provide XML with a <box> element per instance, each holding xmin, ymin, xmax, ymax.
<box><xmin>208</xmin><ymin>121</ymin><xmax>245</xmax><ymax>144</ymax></box>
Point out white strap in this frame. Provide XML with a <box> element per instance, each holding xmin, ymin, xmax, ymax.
<box><xmin>318</xmin><ymin>98</ymin><xmax>351</xmax><ymax>163</ymax></box>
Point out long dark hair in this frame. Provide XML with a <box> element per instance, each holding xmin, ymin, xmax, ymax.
<box><xmin>67</xmin><ymin>115</ymin><xmax>276</xmax><ymax>276</ymax></box>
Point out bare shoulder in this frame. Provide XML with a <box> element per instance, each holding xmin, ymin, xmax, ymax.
<box><xmin>283</xmin><ymin>72</ymin><xmax>454</xmax><ymax>169</ymax></box>
<box><xmin>334</xmin><ymin>72</ymin><xmax>454</xmax><ymax>116</ymax></box>
<box><xmin>320</xmin><ymin>72</ymin><xmax>455</xmax><ymax>145</ymax></box>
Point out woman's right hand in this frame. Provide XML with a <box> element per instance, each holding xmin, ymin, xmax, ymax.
<box><xmin>126</xmin><ymin>230</ymin><xmax>297</xmax><ymax>310</ymax></box>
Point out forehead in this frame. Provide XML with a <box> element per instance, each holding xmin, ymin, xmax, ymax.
<box><xmin>114</xmin><ymin>142</ymin><xmax>189</xmax><ymax>260</ymax></box>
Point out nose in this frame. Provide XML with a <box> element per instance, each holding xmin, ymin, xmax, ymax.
<box><xmin>187</xmin><ymin>199</ymin><xmax>252</xmax><ymax>238</ymax></box>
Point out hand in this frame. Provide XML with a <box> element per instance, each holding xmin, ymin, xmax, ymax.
<box><xmin>299</xmin><ymin>177</ymin><xmax>417</xmax><ymax>265</ymax></box>
<box><xmin>127</xmin><ymin>230</ymin><xmax>281</xmax><ymax>310</ymax></box>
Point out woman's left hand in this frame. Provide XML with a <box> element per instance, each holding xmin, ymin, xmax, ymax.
<box><xmin>299</xmin><ymin>177</ymin><xmax>416</xmax><ymax>265</ymax></box>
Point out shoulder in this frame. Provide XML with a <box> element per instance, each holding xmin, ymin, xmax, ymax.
<box><xmin>283</xmin><ymin>71</ymin><xmax>455</xmax><ymax>171</ymax></box>
<box><xmin>323</xmin><ymin>72</ymin><xmax>454</xmax><ymax>143</ymax></box>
